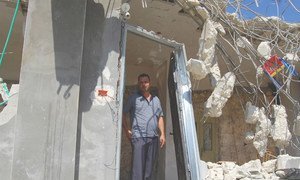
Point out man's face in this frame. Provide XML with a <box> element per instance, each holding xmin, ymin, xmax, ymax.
<box><xmin>138</xmin><ymin>76</ymin><xmax>150</xmax><ymax>93</ymax></box>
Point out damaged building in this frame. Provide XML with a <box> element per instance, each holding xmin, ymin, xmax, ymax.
<box><xmin>0</xmin><ymin>0</ymin><xmax>300</xmax><ymax>179</ymax></box>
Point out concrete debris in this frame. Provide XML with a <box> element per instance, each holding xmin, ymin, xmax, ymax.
<box><xmin>245</xmin><ymin>101</ymin><xmax>259</xmax><ymax>124</ymax></box>
<box><xmin>244</xmin><ymin>131</ymin><xmax>255</xmax><ymax>144</ymax></box>
<box><xmin>198</xmin><ymin>19</ymin><xmax>218</xmax><ymax>67</ymax></box>
<box><xmin>206</xmin><ymin>162</ymin><xmax>224</xmax><ymax>180</ymax></box>
<box><xmin>293</xmin><ymin>115</ymin><xmax>300</xmax><ymax>136</ymax></box>
<box><xmin>239</xmin><ymin>159</ymin><xmax>264</xmax><ymax>179</ymax></box>
<box><xmin>205</xmin><ymin>159</ymin><xmax>281</xmax><ymax>180</ymax></box>
<box><xmin>226</xmin><ymin>12</ymin><xmax>244</xmax><ymax>25</ymax></box>
<box><xmin>186</xmin><ymin>58</ymin><xmax>209</xmax><ymax>80</ymax></box>
<box><xmin>270</xmin><ymin>105</ymin><xmax>291</xmax><ymax>149</ymax></box>
<box><xmin>253</xmin><ymin>108</ymin><xmax>272</xmax><ymax>157</ymax></box>
<box><xmin>209</xmin><ymin>61</ymin><xmax>221</xmax><ymax>87</ymax></box>
<box><xmin>195</xmin><ymin>6</ymin><xmax>210</xmax><ymax>20</ymax></box>
<box><xmin>262</xmin><ymin>159</ymin><xmax>276</xmax><ymax>173</ymax></box>
<box><xmin>204</xmin><ymin>72</ymin><xmax>236</xmax><ymax>117</ymax></box>
<box><xmin>257</xmin><ymin>41</ymin><xmax>271</xmax><ymax>60</ymax></box>
<box><xmin>200</xmin><ymin>160</ymin><xmax>209</xmax><ymax>179</ymax></box>
<box><xmin>187</xmin><ymin>0</ymin><xmax>200</xmax><ymax>6</ymax></box>
<box><xmin>190</xmin><ymin>19</ymin><xmax>224</xmax><ymax>83</ymax></box>
<box><xmin>212</xmin><ymin>21</ymin><xmax>226</xmax><ymax>35</ymax></box>
<box><xmin>285</xmin><ymin>53</ymin><xmax>299</xmax><ymax>63</ymax></box>
<box><xmin>276</xmin><ymin>154</ymin><xmax>300</xmax><ymax>179</ymax></box>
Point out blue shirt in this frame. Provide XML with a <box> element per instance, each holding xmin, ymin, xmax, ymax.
<box><xmin>123</xmin><ymin>91</ymin><xmax>164</xmax><ymax>138</ymax></box>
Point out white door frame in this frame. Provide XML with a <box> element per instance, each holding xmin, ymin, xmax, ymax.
<box><xmin>116</xmin><ymin>23</ymin><xmax>202</xmax><ymax>180</ymax></box>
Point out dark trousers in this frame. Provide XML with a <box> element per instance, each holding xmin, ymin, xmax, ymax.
<box><xmin>131</xmin><ymin>137</ymin><xmax>158</xmax><ymax>180</ymax></box>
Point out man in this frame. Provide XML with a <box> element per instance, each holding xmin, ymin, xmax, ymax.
<box><xmin>123</xmin><ymin>73</ymin><xmax>165</xmax><ymax>180</ymax></box>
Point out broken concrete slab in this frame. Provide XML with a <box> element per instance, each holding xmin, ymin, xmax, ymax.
<box><xmin>271</xmin><ymin>105</ymin><xmax>292</xmax><ymax>149</ymax></box>
<box><xmin>253</xmin><ymin>108</ymin><xmax>272</xmax><ymax>157</ymax></box>
<box><xmin>245</xmin><ymin>101</ymin><xmax>259</xmax><ymax>124</ymax></box>
<box><xmin>204</xmin><ymin>72</ymin><xmax>236</xmax><ymax>117</ymax></box>
<box><xmin>276</xmin><ymin>154</ymin><xmax>300</xmax><ymax>179</ymax></box>
<box><xmin>186</xmin><ymin>58</ymin><xmax>209</xmax><ymax>80</ymax></box>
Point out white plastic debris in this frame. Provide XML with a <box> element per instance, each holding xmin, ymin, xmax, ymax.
<box><xmin>257</xmin><ymin>41</ymin><xmax>271</xmax><ymax>60</ymax></box>
<box><xmin>270</xmin><ymin>105</ymin><xmax>291</xmax><ymax>148</ymax></box>
<box><xmin>186</xmin><ymin>58</ymin><xmax>209</xmax><ymax>80</ymax></box>
<box><xmin>253</xmin><ymin>108</ymin><xmax>271</xmax><ymax>157</ymax></box>
<box><xmin>204</xmin><ymin>72</ymin><xmax>236</xmax><ymax>117</ymax></box>
<box><xmin>245</xmin><ymin>102</ymin><xmax>260</xmax><ymax>124</ymax></box>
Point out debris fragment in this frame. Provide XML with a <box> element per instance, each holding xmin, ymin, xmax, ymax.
<box><xmin>276</xmin><ymin>154</ymin><xmax>300</xmax><ymax>179</ymax></box>
<box><xmin>270</xmin><ymin>105</ymin><xmax>292</xmax><ymax>149</ymax></box>
<box><xmin>253</xmin><ymin>108</ymin><xmax>271</xmax><ymax>157</ymax></box>
<box><xmin>205</xmin><ymin>159</ymin><xmax>281</xmax><ymax>179</ymax></box>
<box><xmin>285</xmin><ymin>53</ymin><xmax>299</xmax><ymax>63</ymax></box>
<box><xmin>186</xmin><ymin>58</ymin><xmax>209</xmax><ymax>80</ymax></box>
<box><xmin>244</xmin><ymin>131</ymin><xmax>255</xmax><ymax>144</ymax></box>
<box><xmin>245</xmin><ymin>102</ymin><xmax>259</xmax><ymax>124</ymax></box>
<box><xmin>257</xmin><ymin>41</ymin><xmax>271</xmax><ymax>60</ymax></box>
<box><xmin>204</xmin><ymin>72</ymin><xmax>236</xmax><ymax>117</ymax></box>
<box><xmin>195</xmin><ymin>6</ymin><xmax>210</xmax><ymax>20</ymax></box>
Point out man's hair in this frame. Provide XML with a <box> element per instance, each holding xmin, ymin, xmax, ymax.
<box><xmin>138</xmin><ymin>73</ymin><xmax>150</xmax><ymax>82</ymax></box>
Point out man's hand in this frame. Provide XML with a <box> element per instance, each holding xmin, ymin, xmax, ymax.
<box><xmin>125</xmin><ymin>129</ymin><xmax>132</xmax><ymax>141</ymax></box>
<box><xmin>160</xmin><ymin>134</ymin><xmax>165</xmax><ymax>148</ymax></box>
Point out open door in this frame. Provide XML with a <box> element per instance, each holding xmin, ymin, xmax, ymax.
<box><xmin>168</xmin><ymin>49</ymin><xmax>202</xmax><ymax>180</ymax></box>
<box><xmin>117</xmin><ymin>24</ymin><xmax>203</xmax><ymax>180</ymax></box>
<box><xmin>168</xmin><ymin>52</ymin><xmax>187</xmax><ymax>180</ymax></box>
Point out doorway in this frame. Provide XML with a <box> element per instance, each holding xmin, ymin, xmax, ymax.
<box><xmin>117</xmin><ymin>24</ymin><xmax>201</xmax><ymax>180</ymax></box>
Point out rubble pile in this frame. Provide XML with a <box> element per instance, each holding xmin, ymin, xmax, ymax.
<box><xmin>204</xmin><ymin>154</ymin><xmax>300</xmax><ymax>180</ymax></box>
<box><xmin>205</xmin><ymin>159</ymin><xmax>279</xmax><ymax>180</ymax></box>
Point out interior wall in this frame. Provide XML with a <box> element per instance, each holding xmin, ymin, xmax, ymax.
<box><xmin>192</xmin><ymin>88</ymin><xmax>278</xmax><ymax>165</ymax></box>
